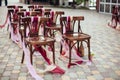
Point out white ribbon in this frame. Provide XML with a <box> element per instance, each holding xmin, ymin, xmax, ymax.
<box><xmin>22</xmin><ymin>40</ymin><xmax>44</xmax><ymax>80</ymax></box>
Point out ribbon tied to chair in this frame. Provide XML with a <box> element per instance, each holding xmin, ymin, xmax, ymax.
<box><xmin>46</xmin><ymin>11</ymin><xmax>55</xmax><ymax>27</ymax></box>
<box><xmin>63</xmin><ymin>16</ymin><xmax>72</xmax><ymax>34</ymax></box>
<box><xmin>24</xmin><ymin>11</ymin><xmax>31</xmax><ymax>16</ymax></box>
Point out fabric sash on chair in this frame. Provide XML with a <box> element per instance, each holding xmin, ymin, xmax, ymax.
<box><xmin>63</xmin><ymin>16</ymin><xmax>72</xmax><ymax>34</ymax></box>
<box><xmin>46</xmin><ymin>11</ymin><xmax>55</xmax><ymax>27</ymax></box>
<box><xmin>24</xmin><ymin>11</ymin><xmax>31</xmax><ymax>16</ymax></box>
<box><xmin>31</xmin><ymin>16</ymin><xmax>39</xmax><ymax>35</ymax></box>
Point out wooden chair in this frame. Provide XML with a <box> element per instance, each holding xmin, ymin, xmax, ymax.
<box><xmin>60</xmin><ymin>16</ymin><xmax>91</xmax><ymax>68</ymax></box>
<box><xmin>7</xmin><ymin>6</ymin><xmax>23</xmax><ymax>38</ymax></box>
<box><xmin>28</xmin><ymin>5</ymin><xmax>43</xmax><ymax>11</ymax></box>
<box><xmin>44</xmin><ymin>11</ymin><xmax>65</xmax><ymax>37</ymax></box>
<box><xmin>21</xmin><ymin>16</ymin><xmax>55</xmax><ymax>65</ymax></box>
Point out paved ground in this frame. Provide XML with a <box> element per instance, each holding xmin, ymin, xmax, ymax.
<box><xmin>0</xmin><ymin>1</ymin><xmax>120</xmax><ymax>80</ymax></box>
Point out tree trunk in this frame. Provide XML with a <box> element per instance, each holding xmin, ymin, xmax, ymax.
<box><xmin>84</xmin><ymin>0</ymin><xmax>89</xmax><ymax>8</ymax></box>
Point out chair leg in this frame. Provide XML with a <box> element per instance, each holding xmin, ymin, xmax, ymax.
<box><xmin>9</xmin><ymin>32</ymin><xmax>11</xmax><ymax>39</ymax></box>
<box><xmin>60</xmin><ymin>44</ymin><xmax>62</xmax><ymax>55</ymax></box>
<box><xmin>21</xmin><ymin>51</ymin><xmax>24</xmax><ymax>63</ymax></box>
<box><xmin>7</xmin><ymin>24</ymin><xmax>9</xmax><ymax>31</ymax></box>
<box><xmin>52</xmin><ymin>43</ymin><xmax>55</xmax><ymax>64</ymax></box>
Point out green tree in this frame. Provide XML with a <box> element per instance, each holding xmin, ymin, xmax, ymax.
<box><xmin>76</xmin><ymin>0</ymin><xmax>89</xmax><ymax>7</ymax></box>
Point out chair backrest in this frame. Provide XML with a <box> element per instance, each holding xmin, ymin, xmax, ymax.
<box><xmin>24</xmin><ymin>11</ymin><xmax>40</xmax><ymax>16</ymax></box>
<box><xmin>60</xmin><ymin>16</ymin><xmax>72</xmax><ymax>34</ymax></box>
<box><xmin>60</xmin><ymin>16</ymin><xmax>84</xmax><ymax>34</ymax></box>
<box><xmin>28</xmin><ymin>5</ymin><xmax>43</xmax><ymax>11</ymax></box>
<box><xmin>8</xmin><ymin>9</ymin><xmax>14</xmax><ymax>22</ymax></box>
<box><xmin>7</xmin><ymin>5</ymin><xmax>23</xmax><ymax>9</ymax></box>
<box><xmin>28</xmin><ymin>5</ymin><xmax>34</xmax><ymax>11</ymax></box>
<box><xmin>22</xmin><ymin>16</ymin><xmax>37</xmax><ymax>37</ymax></box>
<box><xmin>44</xmin><ymin>11</ymin><xmax>64</xmax><ymax>26</ymax></box>
<box><xmin>12</xmin><ymin>9</ymin><xmax>23</xmax><ymax>22</ymax></box>
<box><xmin>31</xmin><ymin>11</ymin><xmax>39</xmax><ymax>16</ymax></box>
<box><xmin>7</xmin><ymin>6</ymin><xmax>23</xmax><ymax>22</ymax></box>
<box><xmin>72</xmin><ymin>16</ymin><xmax>84</xmax><ymax>33</ymax></box>
<box><xmin>43</xmin><ymin>9</ymin><xmax>52</xmax><ymax>17</ymax></box>
<box><xmin>17</xmin><ymin>11</ymin><xmax>25</xmax><ymax>17</ymax></box>
<box><xmin>44</xmin><ymin>11</ymin><xmax>51</xmax><ymax>17</ymax></box>
<box><xmin>44</xmin><ymin>9</ymin><xmax>52</xmax><ymax>12</ymax></box>
<box><xmin>17</xmin><ymin>6</ymin><xmax>23</xmax><ymax>8</ymax></box>
<box><xmin>17</xmin><ymin>10</ymin><xmax>26</xmax><ymax>27</ymax></box>
<box><xmin>7</xmin><ymin>5</ymin><xmax>16</xmax><ymax>8</ymax></box>
<box><xmin>35</xmin><ymin>5</ymin><xmax>43</xmax><ymax>8</ymax></box>
<box><xmin>34</xmin><ymin>8</ymin><xmax>43</xmax><ymax>16</ymax></box>
<box><xmin>39</xmin><ymin>17</ymin><xmax>50</xmax><ymax>36</ymax></box>
<box><xmin>54</xmin><ymin>11</ymin><xmax>64</xmax><ymax>24</ymax></box>
<box><xmin>20</xmin><ymin>9</ymin><xmax>26</xmax><ymax>11</ymax></box>
<box><xmin>22</xmin><ymin>16</ymin><xmax>49</xmax><ymax>38</ymax></box>
<box><xmin>18</xmin><ymin>11</ymin><xmax>41</xmax><ymax>28</ymax></box>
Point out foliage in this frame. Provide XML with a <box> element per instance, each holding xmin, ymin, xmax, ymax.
<box><xmin>76</xmin><ymin>0</ymin><xmax>89</xmax><ymax>4</ymax></box>
<box><xmin>76</xmin><ymin>0</ymin><xmax>84</xmax><ymax>4</ymax></box>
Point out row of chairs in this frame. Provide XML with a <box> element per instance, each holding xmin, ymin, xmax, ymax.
<box><xmin>7</xmin><ymin>5</ymin><xmax>91</xmax><ymax>68</ymax></box>
<box><xmin>7</xmin><ymin>5</ymin><xmax>65</xmax><ymax>65</ymax></box>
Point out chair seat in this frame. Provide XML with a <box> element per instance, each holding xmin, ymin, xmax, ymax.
<box><xmin>62</xmin><ymin>32</ymin><xmax>91</xmax><ymax>68</ymax></box>
<box><xmin>24</xmin><ymin>36</ymin><xmax>55</xmax><ymax>64</ymax></box>
<box><xmin>63</xmin><ymin>33</ymin><xmax>91</xmax><ymax>41</ymax></box>
<box><xmin>25</xmin><ymin>36</ymin><xmax>55</xmax><ymax>45</ymax></box>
